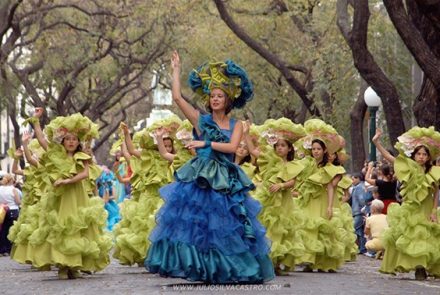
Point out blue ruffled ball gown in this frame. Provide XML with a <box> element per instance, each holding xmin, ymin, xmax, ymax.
<box><xmin>145</xmin><ymin>114</ymin><xmax>274</xmax><ymax>283</ymax></box>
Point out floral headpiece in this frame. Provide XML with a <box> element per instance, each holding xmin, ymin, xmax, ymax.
<box><xmin>396</xmin><ymin>126</ymin><xmax>440</xmax><ymax>159</ymax></box>
<box><xmin>301</xmin><ymin>119</ymin><xmax>344</xmax><ymax>154</ymax></box>
<box><xmin>175</xmin><ymin>119</ymin><xmax>194</xmax><ymax>146</ymax></box>
<box><xmin>45</xmin><ymin>113</ymin><xmax>98</xmax><ymax>145</ymax></box>
<box><xmin>188</xmin><ymin>60</ymin><xmax>253</xmax><ymax>109</ymax></box>
<box><xmin>261</xmin><ymin>118</ymin><xmax>306</xmax><ymax>145</ymax></box>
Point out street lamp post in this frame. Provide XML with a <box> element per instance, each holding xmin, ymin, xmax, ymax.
<box><xmin>364</xmin><ymin>87</ymin><xmax>382</xmax><ymax>162</ymax></box>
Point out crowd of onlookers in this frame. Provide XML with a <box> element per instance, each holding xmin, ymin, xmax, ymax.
<box><xmin>348</xmin><ymin>159</ymin><xmax>399</xmax><ymax>259</ymax></box>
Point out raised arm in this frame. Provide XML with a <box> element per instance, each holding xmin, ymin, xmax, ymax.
<box><xmin>365</xmin><ymin>163</ymin><xmax>377</xmax><ymax>186</ymax></box>
<box><xmin>32</xmin><ymin>107</ymin><xmax>48</xmax><ymax>150</ymax></box>
<box><xmin>121</xmin><ymin>140</ymin><xmax>131</xmax><ymax>163</ymax></box>
<box><xmin>155</xmin><ymin>128</ymin><xmax>175</xmax><ymax>163</ymax></box>
<box><xmin>120</xmin><ymin>122</ymin><xmax>141</xmax><ymax>158</ymax></box>
<box><xmin>22</xmin><ymin>131</ymin><xmax>38</xmax><ymax>167</ymax></box>
<box><xmin>372</xmin><ymin>129</ymin><xmax>395</xmax><ymax>164</ymax></box>
<box><xmin>243</xmin><ymin>120</ymin><xmax>260</xmax><ymax>158</ymax></box>
<box><xmin>171</xmin><ymin>50</ymin><xmax>199</xmax><ymax>132</ymax></box>
<box><xmin>11</xmin><ymin>149</ymin><xmax>24</xmax><ymax>176</ymax></box>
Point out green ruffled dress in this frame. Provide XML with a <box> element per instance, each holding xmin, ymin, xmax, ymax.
<box><xmin>9</xmin><ymin>163</ymin><xmax>45</xmax><ymax>264</ymax></box>
<box><xmin>380</xmin><ymin>155</ymin><xmax>440</xmax><ymax>276</ymax></box>
<box><xmin>293</xmin><ymin>157</ymin><xmax>347</xmax><ymax>271</ymax></box>
<box><xmin>336</xmin><ymin>175</ymin><xmax>358</xmax><ymax>262</ymax></box>
<box><xmin>253</xmin><ymin>146</ymin><xmax>306</xmax><ymax>270</ymax></box>
<box><xmin>17</xmin><ymin>144</ymin><xmax>112</xmax><ymax>271</ymax></box>
<box><xmin>112</xmin><ymin>145</ymin><xmax>170</xmax><ymax>266</ymax></box>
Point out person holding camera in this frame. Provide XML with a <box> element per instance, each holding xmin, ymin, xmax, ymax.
<box><xmin>365</xmin><ymin>160</ymin><xmax>398</xmax><ymax>214</ymax></box>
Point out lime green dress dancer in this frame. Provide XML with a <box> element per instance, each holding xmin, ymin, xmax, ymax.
<box><xmin>293</xmin><ymin>119</ymin><xmax>347</xmax><ymax>272</ymax></box>
<box><xmin>112</xmin><ymin>121</ymin><xmax>174</xmax><ymax>266</ymax></box>
<box><xmin>373</xmin><ymin>127</ymin><xmax>440</xmax><ymax>280</ymax></box>
<box><xmin>18</xmin><ymin>111</ymin><xmax>112</xmax><ymax>279</ymax></box>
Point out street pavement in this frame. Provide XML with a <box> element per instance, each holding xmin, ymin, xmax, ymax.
<box><xmin>1</xmin><ymin>254</ymin><xmax>440</xmax><ymax>295</ymax></box>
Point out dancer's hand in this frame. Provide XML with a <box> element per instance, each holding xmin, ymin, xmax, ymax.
<box><xmin>242</xmin><ymin>120</ymin><xmax>250</xmax><ymax>135</ymax></box>
<box><xmin>21</xmin><ymin>131</ymin><xmax>33</xmax><ymax>144</ymax></box>
<box><xmin>185</xmin><ymin>140</ymin><xmax>206</xmax><ymax>150</ymax></box>
<box><xmin>430</xmin><ymin>213</ymin><xmax>438</xmax><ymax>223</ymax></box>
<box><xmin>119</xmin><ymin>122</ymin><xmax>129</xmax><ymax>134</ymax></box>
<box><xmin>269</xmin><ymin>183</ymin><xmax>283</xmax><ymax>193</ymax></box>
<box><xmin>171</xmin><ymin>50</ymin><xmax>181</xmax><ymax>71</ymax></box>
<box><xmin>34</xmin><ymin>107</ymin><xmax>44</xmax><ymax>118</ymax></box>
<box><xmin>291</xmin><ymin>190</ymin><xmax>299</xmax><ymax>198</ymax></box>
<box><xmin>154</xmin><ymin>127</ymin><xmax>166</xmax><ymax>138</ymax></box>
<box><xmin>327</xmin><ymin>207</ymin><xmax>333</xmax><ymax>220</ymax></box>
<box><xmin>54</xmin><ymin>178</ymin><xmax>69</xmax><ymax>187</ymax></box>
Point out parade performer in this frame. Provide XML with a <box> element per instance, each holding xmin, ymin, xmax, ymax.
<box><xmin>144</xmin><ymin>51</ymin><xmax>274</xmax><ymax>283</ymax></box>
<box><xmin>374</xmin><ymin>127</ymin><xmax>440</xmax><ymax>280</ymax></box>
<box><xmin>292</xmin><ymin>119</ymin><xmax>346</xmax><ymax>272</ymax></box>
<box><xmin>20</xmin><ymin>108</ymin><xmax>112</xmax><ymax>279</ymax></box>
<box><xmin>244</xmin><ymin>117</ymin><xmax>307</xmax><ymax>274</ymax></box>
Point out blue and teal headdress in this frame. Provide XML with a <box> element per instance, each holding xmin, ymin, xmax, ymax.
<box><xmin>188</xmin><ymin>60</ymin><xmax>253</xmax><ymax>109</ymax></box>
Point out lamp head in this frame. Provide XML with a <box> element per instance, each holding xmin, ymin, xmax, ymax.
<box><xmin>364</xmin><ymin>86</ymin><xmax>381</xmax><ymax>107</ymax></box>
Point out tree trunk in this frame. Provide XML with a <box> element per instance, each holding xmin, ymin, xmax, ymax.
<box><xmin>350</xmin><ymin>81</ymin><xmax>368</xmax><ymax>172</ymax></box>
<box><xmin>336</xmin><ymin>0</ymin><xmax>405</xmax><ymax>145</ymax></box>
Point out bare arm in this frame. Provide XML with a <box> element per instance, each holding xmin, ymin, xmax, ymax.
<box><xmin>54</xmin><ymin>162</ymin><xmax>89</xmax><ymax>186</ymax></box>
<box><xmin>327</xmin><ymin>174</ymin><xmax>342</xmax><ymax>220</ymax></box>
<box><xmin>372</xmin><ymin>129</ymin><xmax>395</xmax><ymax>164</ymax></box>
<box><xmin>243</xmin><ymin>120</ymin><xmax>260</xmax><ymax>158</ymax></box>
<box><xmin>269</xmin><ymin>178</ymin><xmax>296</xmax><ymax>193</ymax></box>
<box><xmin>155</xmin><ymin>129</ymin><xmax>175</xmax><ymax>162</ymax></box>
<box><xmin>171</xmin><ymin>51</ymin><xmax>200</xmax><ymax>132</ymax></box>
<box><xmin>32</xmin><ymin>108</ymin><xmax>48</xmax><ymax>150</ymax></box>
<box><xmin>365</xmin><ymin>164</ymin><xmax>377</xmax><ymax>186</ymax></box>
<box><xmin>22</xmin><ymin>132</ymin><xmax>39</xmax><ymax>167</ymax></box>
<box><xmin>120</xmin><ymin>122</ymin><xmax>141</xmax><ymax>158</ymax></box>
<box><xmin>12</xmin><ymin>149</ymin><xmax>24</xmax><ymax>176</ymax></box>
<box><xmin>121</xmin><ymin>141</ymin><xmax>131</xmax><ymax>163</ymax></box>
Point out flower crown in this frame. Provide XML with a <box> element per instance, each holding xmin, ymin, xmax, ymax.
<box><xmin>301</xmin><ymin>119</ymin><xmax>344</xmax><ymax>154</ymax></box>
<box><xmin>395</xmin><ymin>126</ymin><xmax>440</xmax><ymax>159</ymax></box>
<box><xmin>188</xmin><ymin>60</ymin><xmax>253</xmax><ymax>109</ymax></box>
<box><xmin>259</xmin><ymin>118</ymin><xmax>306</xmax><ymax>146</ymax></box>
<box><xmin>45</xmin><ymin>113</ymin><xmax>98</xmax><ymax>146</ymax></box>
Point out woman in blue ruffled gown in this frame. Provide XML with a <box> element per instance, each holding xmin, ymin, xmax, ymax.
<box><xmin>96</xmin><ymin>167</ymin><xmax>121</xmax><ymax>231</ymax></box>
<box><xmin>144</xmin><ymin>51</ymin><xmax>274</xmax><ymax>283</ymax></box>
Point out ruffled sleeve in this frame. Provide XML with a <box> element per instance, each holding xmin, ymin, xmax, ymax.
<box><xmin>308</xmin><ymin>163</ymin><xmax>345</xmax><ymax>185</ymax></box>
<box><xmin>269</xmin><ymin>160</ymin><xmax>305</xmax><ymax>184</ymax></box>
<box><xmin>338</xmin><ymin>175</ymin><xmax>352</xmax><ymax>190</ymax></box>
<box><xmin>256</xmin><ymin>145</ymin><xmax>283</xmax><ymax>181</ymax></box>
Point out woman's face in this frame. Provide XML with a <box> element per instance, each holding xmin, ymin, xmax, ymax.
<box><xmin>63</xmin><ymin>133</ymin><xmax>80</xmax><ymax>153</ymax></box>
<box><xmin>414</xmin><ymin>147</ymin><xmax>430</xmax><ymax>166</ymax></box>
<box><xmin>209</xmin><ymin>88</ymin><xmax>227</xmax><ymax>112</ymax></box>
<box><xmin>163</xmin><ymin>138</ymin><xmax>174</xmax><ymax>154</ymax></box>
<box><xmin>311</xmin><ymin>142</ymin><xmax>325</xmax><ymax>160</ymax></box>
<box><xmin>236</xmin><ymin>142</ymin><xmax>249</xmax><ymax>158</ymax></box>
<box><xmin>275</xmin><ymin>139</ymin><xmax>291</xmax><ymax>159</ymax></box>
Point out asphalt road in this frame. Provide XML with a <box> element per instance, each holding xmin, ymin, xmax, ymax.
<box><xmin>1</xmin><ymin>254</ymin><xmax>440</xmax><ymax>295</ymax></box>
